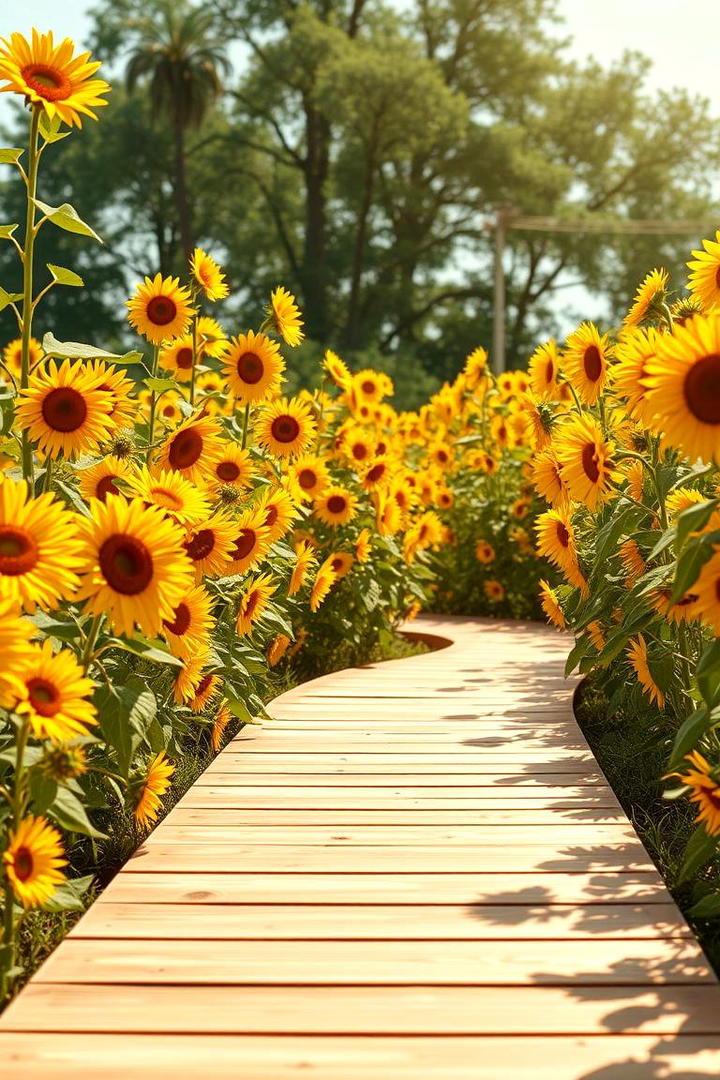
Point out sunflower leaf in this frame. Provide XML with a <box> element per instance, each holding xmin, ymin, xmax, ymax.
<box><xmin>32</xmin><ymin>198</ymin><xmax>102</xmax><ymax>243</ymax></box>
<box><xmin>144</xmin><ymin>376</ymin><xmax>179</xmax><ymax>394</ymax></box>
<box><xmin>668</xmin><ymin>706</ymin><xmax>711</xmax><ymax>769</ymax></box>
<box><xmin>689</xmin><ymin>893</ymin><xmax>720</xmax><ymax>918</ymax></box>
<box><xmin>38</xmin><ymin>113</ymin><xmax>71</xmax><ymax>144</ymax></box>
<box><xmin>42</xmin><ymin>332</ymin><xmax>142</xmax><ymax>366</ymax></box>
<box><xmin>107</xmin><ymin>636</ymin><xmax>184</xmax><ymax>668</ymax></box>
<box><xmin>0</xmin><ymin>149</ymin><xmax>24</xmax><ymax>165</ymax></box>
<box><xmin>676</xmin><ymin>824</ymin><xmax>718</xmax><ymax>884</ymax></box>
<box><xmin>49</xmin><ymin>786</ymin><xmax>106</xmax><ymax>839</ymax></box>
<box><xmin>0</xmin><ymin>286</ymin><xmax>22</xmax><ymax>312</ymax></box>
<box><xmin>0</xmin><ymin>224</ymin><xmax>20</xmax><ymax>239</ymax></box>
<box><xmin>47</xmin><ymin>263</ymin><xmax>84</xmax><ymax>288</ymax></box>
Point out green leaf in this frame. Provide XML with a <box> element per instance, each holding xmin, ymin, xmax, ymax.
<box><xmin>677</xmin><ymin>823</ymin><xmax>718</xmax><ymax>884</ymax></box>
<box><xmin>145</xmin><ymin>376</ymin><xmax>180</xmax><ymax>394</ymax></box>
<box><xmin>695</xmin><ymin>639</ymin><xmax>720</xmax><ymax>710</ymax></box>
<box><xmin>47</xmin><ymin>263</ymin><xmax>84</xmax><ymax>288</ymax></box>
<box><xmin>0</xmin><ymin>285</ymin><xmax>22</xmax><ymax>312</ymax></box>
<box><xmin>107</xmin><ymin>636</ymin><xmax>183</xmax><ymax>667</ymax></box>
<box><xmin>32</xmin><ymin>198</ymin><xmax>102</xmax><ymax>242</ymax></box>
<box><xmin>0</xmin><ymin>149</ymin><xmax>24</xmax><ymax>165</ymax></box>
<box><xmin>668</xmin><ymin>706</ymin><xmax>711</xmax><ymax>768</ymax></box>
<box><xmin>49</xmin><ymin>786</ymin><xmax>105</xmax><ymax>839</ymax></box>
<box><xmin>224</xmin><ymin>693</ymin><xmax>257</xmax><ymax>724</ymax></box>
<box><xmin>43</xmin><ymin>874</ymin><xmax>94</xmax><ymax>912</ymax></box>
<box><xmin>121</xmin><ymin>677</ymin><xmax>158</xmax><ymax>741</ymax></box>
<box><xmin>28</xmin><ymin>613</ymin><xmax>83</xmax><ymax>642</ymax></box>
<box><xmin>675</xmin><ymin>499</ymin><xmax>719</xmax><ymax>553</ymax></box>
<box><xmin>689</xmin><ymin>893</ymin><xmax>720</xmax><ymax>918</ymax></box>
<box><xmin>0</xmin><ymin>224</ymin><xmax>20</xmax><ymax>239</ymax></box>
<box><xmin>94</xmin><ymin>685</ymin><xmax>135</xmax><ymax>777</ymax></box>
<box><xmin>42</xmin><ymin>332</ymin><xmax>140</xmax><ymax>364</ymax></box>
<box><xmin>38</xmin><ymin>112</ymin><xmax>71</xmax><ymax>144</ymax></box>
<box><xmin>671</xmin><ymin>531</ymin><xmax>720</xmax><ymax>602</ymax></box>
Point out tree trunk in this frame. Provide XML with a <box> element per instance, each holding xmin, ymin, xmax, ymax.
<box><xmin>344</xmin><ymin>148</ymin><xmax>376</xmax><ymax>350</ymax></box>
<box><xmin>173</xmin><ymin>116</ymin><xmax>193</xmax><ymax>265</ymax></box>
<box><xmin>300</xmin><ymin>100</ymin><xmax>330</xmax><ymax>341</ymax></box>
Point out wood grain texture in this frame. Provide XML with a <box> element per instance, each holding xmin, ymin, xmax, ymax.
<box><xmin>1</xmin><ymin>614</ymin><xmax>718</xmax><ymax>1078</ymax></box>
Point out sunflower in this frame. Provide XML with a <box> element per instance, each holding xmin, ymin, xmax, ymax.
<box><xmin>156</xmin><ymin>395</ymin><xmax>183</xmax><ymax>427</ymax></box>
<box><xmin>75</xmin><ymin>457</ymin><xmax>127</xmax><ymax>504</ymax></box>
<box><xmin>2</xmin><ymin>336</ymin><xmax>42</xmax><ymax>382</ymax></box>
<box><xmin>310</xmin><ymin>561</ymin><xmax>337</xmax><ymax>612</ymax></box>
<box><xmin>690</xmin><ymin>550</ymin><xmax>720</xmax><ymax>634</ymax></box>
<box><xmin>528</xmin><ymin>340</ymin><xmax>561</xmax><ymax>400</ymax></box>
<box><xmin>666</xmin><ymin>751</ymin><xmax>720</xmax><ymax>836</ymax></box>
<box><xmin>612</xmin><ymin>327</ymin><xmax>662</xmax><ymax>422</ymax></box>
<box><xmin>134</xmin><ymin>752</ymin><xmax>174</xmax><ymax>829</ymax></box>
<box><xmin>342</xmin><ymin>426</ymin><xmax>376</xmax><ymax>468</ymax></box>
<box><xmin>360</xmin><ymin>455</ymin><xmax>392</xmax><ymax>492</ymax></box>
<box><xmin>268</xmin><ymin>286</ymin><xmax>304</xmax><ymax>347</ymax></box>
<box><xmin>287</xmin><ymin>453</ymin><xmax>330</xmax><ymax>502</ymax></box>
<box><xmin>12</xmin><ymin>640</ymin><xmax>96</xmax><ymax>742</ymax></box>
<box><xmin>650</xmin><ymin>586</ymin><xmax>702</xmax><ymax>626</ymax></box>
<box><xmin>626</xmin><ymin>635</ymin><xmax>665</xmax><ymax>709</ymax></box>
<box><xmin>75</xmin><ymin>494</ymin><xmax>193</xmax><ymax>638</ymax></box>
<box><xmin>173</xmin><ymin>650</ymin><xmax>211</xmax><ymax>706</ymax></box>
<box><xmin>196</xmin><ymin>316</ymin><xmax>229</xmax><ymax>359</ymax></box>
<box><xmin>0</xmin><ymin>597</ymin><xmax>35</xmax><ymax>709</ymax></box>
<box><xmin>183</xmin><ymin>510</ymin><xmax>237</xmax><ymax>578</ymax></box>
<box><xmin>484</xmin><ymin>579</ymin><xmax>505</xmax><ymax>603</ymax></box>
<box><xmin>254</xmin><ymin>397</ymin><xmax>316</xmax><ymax>458</ymax></box>
<box><xmin>562</xmin><ymin>322</ymin><xmax>612</xmax><ymax>405</ymax></box>
<box><xmin>127</xmin><ymin>274</ymin><xmax>195</xmax><ymax>345</ymax></box>
<box><xmin>126</xmin><ymin>465</ymin><xmax>209</xmax><ymax>527</ymax></box>
<box><xmin>643</xmin><ymin>314</ymin><xmax>720</xmax><ymax>463</ymax></box>
<box><xmin>463</xmin><ymin>346</ymin><xmax>488</xmax><ymax>390</ymax></box>
<box><xmin>190</xmin><ymin>248</ymin><xmax>228</xmax><ymax>302</ymax></box>
<box><xmin>623</xmin><ymin>268</ymin><xmax>669</xmax><ymax>328</ymax></box>
<box><xmin>190</xmin><ymin>672</ymin><xmax>222</xmax><ymax>714</ymax></box>
<box><xmin>535</xmin><ymin>509</ymin><xmax>579</xmax><ymax>573</ymax></box>
<box><xmin>313</xmin><ymin>485</ymin><xmax>358</xmax><ymax>527</ymax></box>
<box><xmin>324</xmin><ymin>551</ymin><xmax>354</xmax><ymax>580</ymax></box>
<box><xmin>622</xmin><ymin>459</ymin><xmax>646</xmax><ymax>505</ymax></box>
<box><xmin>619</xmin><ymin>538</ymin><xmax>646</xmax><ymax>586</ymax></box>
<box><xmin>256</xmin><ymin>486</ymin><xmax>299</xmax><ymax>543</ymax></box>
<box><xmin>3</xmin><ymin>815</ymin><xmax>67</xmax><ymax>908</ymax></box>
<box><xmin>15</xmin><ymin>358</ymin><xmax>116</xmax><ymax>460</ymax></box>
<box><xmin>289</xmin><ymin>539</ymin><xmax>317</xmax><ymax>596</ymax></box>
<box><xmin>353</xmin><ymin>369</ymin><xmax>386</xmax><ymax>405</ymax></box>
<box><xmin>211</xmin><ymin>700</ymin><xmax>233</xmax><ymax>752</ymax></box>
<box><xmin>206</xmin><ymin>445</ymin><xmax>254</xmax><ymax>493</ymax></box>
<box><xmin>0</xmin><ymin>478</ymin><xmax>82</xmax><ymax>613</ymax></box>
<box><xmin>539</xmin><ymin>580</ymin><xmax>565</xmax><ymax>628</ymax></box>
<box><xmin>42</xmin><ymin>744</ymin><xmax>87</xmax><ymax>782</ymax></box>
<box><xmin>223</xmin><ymin>330</ymin><xmax>284</xmax><ymax>404</ymax></box>
<box><xmin>587</xmin><ymin>620</ymin><xmax>606</xmax><ymax>651</ymax></box>
<box><xmin>158</xmin><ymin>335</ymin><xmax>196</xmax><ymax>382</ymax></box>
<box><xmin>531</xmin><ymin>449</ymin><xmax>570</xmax><ymax>510</ymax></box>
<box><xmin>0</xmin><ymin>30</ymin><xmax>109</xmax><ymax>128</ymax></box>
<box><xmin>375</xmin><ymin>489</ymin><xmax>403</xmax><ymax>536</ymax></box>
<box><xmin>157</xmin><ymin>413</ymin><xmax>225</xmax><ymax>485</ymax></box>
<box><xmin>267</xmin><ymin>634</ymin><xmax>292</xmax><ymax>668</ymax></box>
<box><xmin>666</xmin><ymin>487</ymin><xmax>707</xmax><ymax>520</ymax></box>
<box><xmin>162</xmin><ymin>582</ymin><xmax>215</xmax><ymax>659</ymax></box>
<box><xmin>323</xmin><ymin>349</ymin><xmax>351</xmax><ymax>390</ymax></box>
<box><xmin>555</xmin><ymin>414</ymin><xmax>616</xmax><ymax>510</ymax></box>
<box><xmin>224</xmin><ymin>506</ymin><xmax>272</xmax><ymax>575</ymax></box>
<box><xmin>355</xmin><ymin>527</ymin><xmax>372</xmax><ymax>563</ymax></box>
<box><xmin>688</xmin><ymin>232</ymin><xmax>720</xmax><ymax>311</ymax></box>
<box><xmin>475</xmin><ymin>540</ymin><xmax>495</xmax><ymax>564</ymax></box>
<box><xmin>236</xmin><ymin>571</ymin><xmax>277</xmax><ymax>635</ymax></box>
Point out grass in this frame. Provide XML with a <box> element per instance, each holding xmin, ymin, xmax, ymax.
<box><xmin>7</xmin><ymin>629</ymin><xmax>428</xmax><ymax>1003</ymax></box>
<box><xmin>574</xmin><ymin>673</ymin><xmax>720</xmax><ymax>975</ymax></box>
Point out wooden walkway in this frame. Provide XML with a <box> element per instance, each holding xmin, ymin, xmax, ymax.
<box><xmin>2</xmin><ymin>614</ymin><xmax>720</xmax><ymax>1077</ymax></box>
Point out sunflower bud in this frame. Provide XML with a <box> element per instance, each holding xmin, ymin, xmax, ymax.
<box><xmin>109</xmin><ymin>434</ymin><xmax>135</xmax><ymax>459</ymax></box>
<box><xmin>42</xmin><ymin>745</ymin><xmax>87</xmax><ymax>781</ymax></box>
<box><xmin>218</xmin><ymin>483</ymin><xmax>242</xmax><ymax>504</ymax></box>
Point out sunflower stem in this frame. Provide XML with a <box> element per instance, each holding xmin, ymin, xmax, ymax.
<box><xmin>241</xmin><ymin>402</ymin><xmax>251</xmax><ymax>450</ymax></box>
<box><xmin>19</xmin><ymin>106</ymin><xmax>41</xmax><ymax>488</ymax></box>
<box><xmin>190</xmin><ymin>315</ymin><xmax>198</xmax><ymax>407</ymax></box>
<box><xmin>0</xmin><ymin>718</ymin><xmax>31</xmax><ymax>1003</ymax></box>
<box><xmin>146</xmin><ymin>345</ymin><xmax>160</xmax><ymax>462</ymax></box>
<box><xmin>80</xmin><ymin>614</ymin><xmax>104</xmax><ymax>674</ymax></box>
<box><xmin>42</xmin><ymin>457</ymin><xmax>53</xmax><ymax>493</ymax></box>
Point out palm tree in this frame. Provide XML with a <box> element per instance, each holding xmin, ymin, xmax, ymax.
<box><xmin>125</xmin><ymin>0</ymin><xmax>230</xmax><ymax>262</ymax></box>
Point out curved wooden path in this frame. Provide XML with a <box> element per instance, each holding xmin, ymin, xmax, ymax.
<box><xmin>2</xmin><ymin>614</ymin><xmax>720</xmax><ymax>1077</ymax></box>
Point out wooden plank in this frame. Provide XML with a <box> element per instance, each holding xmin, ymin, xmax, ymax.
<box><xmin>99</xmin><ymin>871</ymin><xmax>675</xmax><ymax>905</ymax></box>
<box><xmin>68</xmin><ymin>902</ymin><xmax>692</xmax><ymax>941</ymax></box>
<box><xmin>195</xmin><ymin>773</ymin><xmax>608</xmax><ymax>786</ymax></box>
<box><xmin>166</xmin><ymin>808</ymin><xmax>629</xmax><ymax>826</ymax></box>
<box><xmin>34</xmin><ymin>938</ymin><xmax>713</xmax><ymax>985</ymax></box>
<box><xmin>178</xmin><ymin>790</ymin><xmax>621</xmax><ymax>809</ymax></box>
<box><xmin>4</xmin><ymin>984</ymin><xmax>720</xmax><ymax>1035</ymax></box>
<box><xmin>202</xmin><ymin>761</ymin><xmax>602</xmax><ymax>775</ymax></box>
<box><xmin>127</xmin><ymin>842</ymin><xmax>656</xmax><ymax>873</ymax></box>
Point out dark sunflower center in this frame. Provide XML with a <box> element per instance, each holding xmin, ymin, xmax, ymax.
<box><xmin>683</xmin><ymin>353</ymin><xmax>720</xmax><ymax>425</ymax></box>
<box><xmin>184</xmin><ymin>529</ymin><xmax>215</xmax><ymax>562</ymax></box>
<box><xmin>96</xmin><ymin>474</ymin><xmax>120</xmax><ymax>501</ymax></box>
<box><xmin>327</xmin><ymin>495</ymin><xmax>347</xmax><ymax>515</ymax></box>
<box><xmin>41</xmin><ymin>386</ymin><xmax>87</xmax><ymax>433</ymax></box>
<box><xmin>26</xmin><ymin>676</ymin><xmax>61</xmax><ymax>717</ymax></box>
<box><xmin>271</xmin><ymin>415</ymin><xmax>300</xmax><ymax>443</ymax></box>
<box><xmin>581</xmin><ymin>442</ymin><xmax>601</xmax><ymax>484</ymax></box>
<box><xmin>146</xmin><ymin>295</ymin><xmax>178</xmax><ymax>327</ymax></box>
<box><xmin>13</xmin><ymin>846</ymin><xmax>34</xmax><ymax>882</ymax></box>
<box><xmin>216</xmin><ymin>461</ymin><xmax>240</xmax><ymax>482</ymax></box>
<box><xmin>175</xmin><ymin>347</ymin><xmax>193</xmax><ymax>370</ymax></box>
<box><xmin>366</xmin><ymin>464</ymin><xmax>385</xmax><ymax>483</ymax></box>
<box><xmin>436</xmin><ymin>449</ymin><xmax>449</xmax><ymax>463</ymax></box>
<box><xmin>583</xmin><ymin>345</ymin><xmax>603</xmax><ymax>382</ymax></box>
<box><xmin>557</xmin><ymin>522</ymin><xmax>570</xmax><ymax>548</ymax></box>
<box><xmin>298</xmin><ymin>468</ymin><xmax>317</xmax><ymax>490</ymax></box>
<box><xmin>244</xmin><ymin>591</ymin><xmax>261</xmax><ymax>619</ymax></box>
<box><xmin>231</xmin><ymin>529</ymin><xmax>256</xmax><ymax>561</ymax></box>
<box><xmin>99</xmin><ymin>533</ymin><xmax>154</xmax><ymax>595</ymax></box>
<box><xmin>0</xmin><ymin>526</ymin><xmax>39</xmax><ymax>576</ymax></box>
<box><xmin>545</xmin><ymin>358</ymin><xmax>555</xmax><ymax>384</ymax></box>
<box><xmin>168</xmin><ymin>428</ymin><xmax>203</xmax><ymax>469</ymax></box>
<box><xmin>150</xmin><ymin>486</ymin><xmax>184</xmax><ymax>511</ymax></box>
<box><xmin>361</xmin><ymin>380</ymin><xmax>376</xmax><ymax>395</ymax></box>
<box><xmin>265</xmin><ymin>506</ymin><xmax>278</xmax><ymax>527</ymax></box>
<box><xmin>331</xmin><ymin>558</ymin><xmax>345</xmax><ymax>572</ymax></box>
<box><xmin>236</xmin><ymin>352</ymin><xmax>264</xmax><ymax>384</ymax></box>
<box><xmin>22</xmin><ymin>63</ymin><xmax>71</xmax><ymax>101</ymax></box>
<box><xmin>194</xmin><ymin>673</ymin><xmax>213</xmax><ymax>698</ymax></box>
<box><xmin>163</xmin><ymin>601</ymin><xmax>191</xmax><ymax>637</ymax></box>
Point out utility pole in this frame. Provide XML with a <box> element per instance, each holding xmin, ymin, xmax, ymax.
<box><xmin>492</xmin><ymin>209</ymin><xmax>506</xmax><ymax>374</ymax></box>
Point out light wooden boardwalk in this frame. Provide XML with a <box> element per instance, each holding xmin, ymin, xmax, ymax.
<box><xmin>2</xmin><ymin>614</ymin><xmax>720</xmax><ymax>1077</ymax></box>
